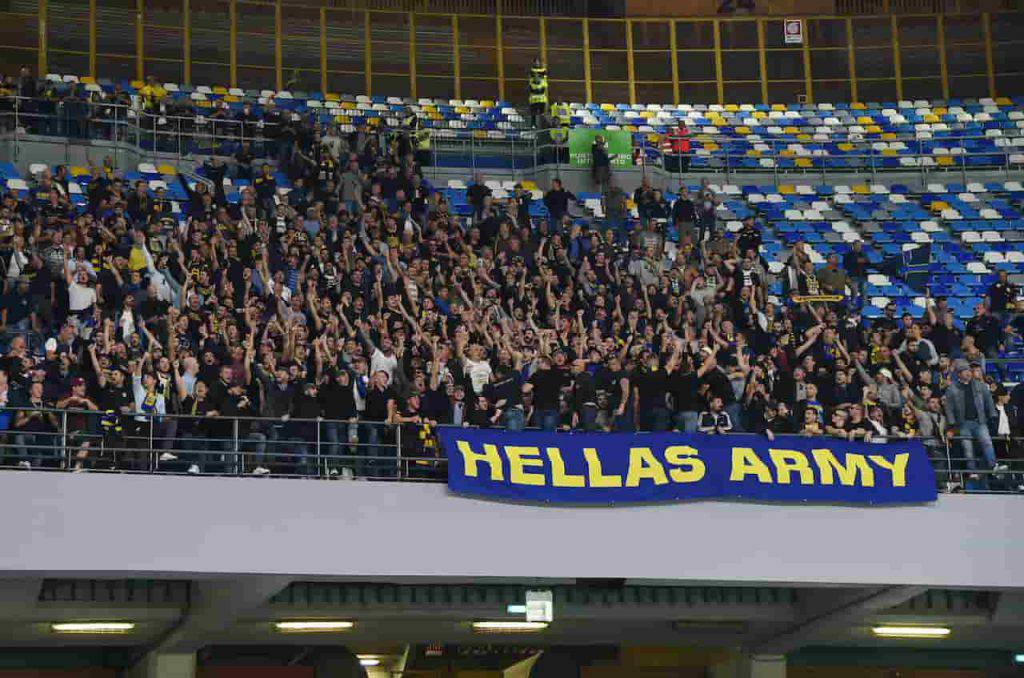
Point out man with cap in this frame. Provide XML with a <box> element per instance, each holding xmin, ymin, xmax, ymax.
<box><xmin>944</xmin><ymin>358</ymin><xmax>1006</xmax><ymax>485</ymax></box>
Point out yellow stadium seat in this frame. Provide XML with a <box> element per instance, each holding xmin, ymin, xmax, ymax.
<box><xmin>70</xmin><ymin>165</ymin><xmax>90</xmax><ymax>177</ymax></box>
<box><xmin>600</xmin><ymin>103</ymin><xmax>615</xmax><ymax>111</ymax></box>
<box><xmin>480</xmin><ymin>100</ymin><xmax>495</xmax><ymax>108</ymax></box>
<box><xmin>923</xmin><ymin>114</ymin><xmax>939</xmax><ymax>123</ymax></box>
<box><xmin>935</xmin><ymin>156</ymin><xmax>954</xmax><ymax>167</ymax></box>
<box><xmin>881</xmin><ymin>149</ymin><xmax>898</xmax><ymax>157</ymax></box>
<box><xmin>724</xmin><ymin>104</ymin><xmax>739</xmax><ymax>112</ymax></box>
<box><xmin>746</xmin><ymin>149</ymin><xmax>762</xmax><ymax>157</ymax></box>
<box><xmin>881</xmin><ymin>132</ymin><xmax>897</xmax><ymax>141</ymax></box>
<box><xmin>933</xmin><ymin>106</ymin><xmax>947</xmax><ymax>115</ymax></box>
<box><xmin>703</xmin><ymin>141</ymin><xmax>719</xmax><ymax>151</ymax></box>
<box><xmin>638</xmin><ymin>110</ymin><xmax>653</xmax><ymax>119</ymax></box>
<box><xmin>851</xmin><ymin>102</ymin><xmax>866</xmax><ymax>110</ymax></box>
<box><xmin>856</xmin><ymin>116</ymin><xmax>874</xmax><ymax>125</ymax></box>
<box><xmin>778</xmin><ymin>184</ymin><xmax>795</xmax><ymax>194</ymax></box>
<box><xmin>224</xmin><ymin>95</ymin><xmax>240</xmax><ymax>103</ymax></box>
<box><xmin>796</xmin><ymin>133</ymin><xmax>812</xmax><ymax>141</ymax></box>
<box><xmin>157</xmin><ymin>164</ymin><xmax>177</xmax><ymax>176</ymax></box>
<box><xmin>130</xmin><ymin>80</ymin><xmax>144</xmax><ymax>89</ymax></box>
<box><xmin>213</xmin><ymin>86</ymin><xmax>228</xmax><ymax>95</ymax></box>
<box><xmin>341</xmin><ymin>101</ymin><xmax>356</xmax><ymax>110</ymax></box>
<box><xmin>852</xmin><ymin>184</ymin><xmax>870</xmax><ymax>194</ymax></box>
<box><xmin>795</xmin><ymin>158</ymin><xmax>813</xmax><ymax>168</ymax></box>
<box><xmin>334</xmin><ymin>115</ymin><xmax>350</xmax><ymax>124</ymax></box>
<box><xmin>837</xmin><ymin>143</ymin><xmax>854</xmax><ymax>152</ymax></box>
<box><xmin>996</xmin><ymin>97</ymin><xmax>1012</xmax><ymax>105</ymax></box>
<box><xmin>80</xmin><ymin>76</ymin><xmax>95</xmax><ymax>84</ymax></box>
<box><xmin>473</xmin><ymin>130</ymin><xmax>488</xmax><ymax>139</ymax></box>
<box><xmin>735</xmin><ymin>126</ymin><xmax>750</xmax><ymax>135</ymax></box>
<box><xmin>752</xmin><ymin>111</ymin><xmax>767</xmax><ymax>119</ymax></box>
<box><xmin>779</xmin><ymin>149</ymin><xmax>795</xmax><ymax>157</ymax></box>
<box><xmin>783</xmin><ymin>126</ymin><xmax>799</xmax><ymax>135</ymax></box>
<box><xmin>623</xmin><ymin>125</ymin><xmax>637</xmax><ymax>132</ymax></box>
<box><xmin>646</xmin><ymin>133</ymin><xmax>660</xmax><ymax>143</ymax></box>
<box><xmin>324</xmin><ymin>93</ymin><xmax>340</xmax><ymax>101</ymax></box>
<box><xmin>771</xmin><ymin>104</ymin><xmax>787</xmax><ymax>111</ymax></box>
<box><xmin>931</xmin><ymin>200</ymin><xmax>949</xmax><ymax>211</ymax></box>
<box><xmin>865</xmin><ymin>125</ymin><xmax>882</xmax><ymax>134</ymax></box>
<box><xmin>520</xmin><ymin>180</ymin><xmax>538</xmax><ymax>191</ymax></box>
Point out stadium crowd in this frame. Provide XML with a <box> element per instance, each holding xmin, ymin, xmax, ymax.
<box><xmin>0</xmin><ymin>68</ymin><xmax>1022</xmax><ymax>486</ymax></box>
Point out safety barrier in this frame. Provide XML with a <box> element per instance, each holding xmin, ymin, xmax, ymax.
<box><xmin>0</xmin><ymin>406</ymin><xmax>1019</xmax><ymax>494</ymax></box>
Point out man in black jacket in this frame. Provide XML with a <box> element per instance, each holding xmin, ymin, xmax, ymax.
<box><xmin>543</xmin><ymin>178</ymin><xmax>577</xmax><ymax>224</ymax></box>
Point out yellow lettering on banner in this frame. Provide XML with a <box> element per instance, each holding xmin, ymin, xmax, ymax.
<box><xmin>769</xmin><ymin>449</ymin><xmax>815</xmax><ymax>485</ymax></box>
<box><xmin>664</xmin><ymin>445</ymin><xmax>706</xmax><ymax>483</ymax></box>
<box><xmin>626</xmin><ymin>447</ymin><xmax>669</xmax><ymax>487</ymax></box>
<box><xmin>457</xmin><ymin>440</ymin><xmax>505</xmax><ymax>481</ymax></box>
<box><xmin>546</xmin><ymin>447</ymin><xmax>585</xmax><ymax>488</ymax></box>
<box><xmin>729</xmin><ymin>447</ymin><xmax>774</xmax><ymax>483</ymax></box>
<box><xmin>811</xmin><ymin>449</ymin><xmax>875</xmax><ymax>487</ymax></box>
<box><xmin>869</xmin><ymin>453</ymin><xmax>909</xmax><ymax>487</ymax></box>
<box><xmin>505</xmin><ymin>446</ymin><xmax>546</xmax><ymax>486</ymax></box>
<box><xmin>583</xmin><ymin>447</ymin><xmax>623</xmax><ymax>488</ymax></box>
<box><xmin>456</xmin><ymin>444</ymin><xmax>503</xmax><ymax>481</ymax></box>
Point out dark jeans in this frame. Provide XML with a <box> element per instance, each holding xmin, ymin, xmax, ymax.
<box><xmin>535</xmin><ymin>409</ymin><xmax>560</xmax><ymax>432</ymax></box>
<box><xmin>576</xmin><ymin>404</ymin><xmax>599</xmax><ymax>432</ymax></box>
<box><xmin>639</xmin><ymin>406</ymin><xmax>671</xmax><ymax>432</ymax></box>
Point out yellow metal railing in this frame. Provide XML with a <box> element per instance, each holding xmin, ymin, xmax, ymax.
<box><xmin>8</xmin><ymin>1</ymin><xmax>1024</xmax><ymax>105</ymax></box>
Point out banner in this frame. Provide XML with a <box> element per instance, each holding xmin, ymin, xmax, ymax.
<box><xmin>438</xmin><ymin>429</ymin><xmax>937</xmax><ymax>505</ymax></box>
<box><xmin>568</xmin><ymin>129</ymin><xmax>633</xmax><ymax>168</ymax></box>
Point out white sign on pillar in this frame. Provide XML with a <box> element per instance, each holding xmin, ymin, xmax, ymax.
<box><xmin>525</xmin><ymin>589</ymin><xmax>553</xmax><ymax>623</ymax></box>
<box><xmin>784</xmin><ymin>19</ymin><xmax>804</xmax><ymax>45</ymax></box>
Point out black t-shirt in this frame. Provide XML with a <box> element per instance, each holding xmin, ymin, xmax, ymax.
<box><xmin>989</xmin><ymin>281</ymin><xmax>1017</xmax><ymax>312</ymax></box>
<box><xmin>635</xmin><ymin>369</ymin><xmax>667</xmax><ymax>409</ymax></box>
<box><xmin>572</xmin><ymin>370</ymin><xmax>598</xmax><ymax>408</ymax></box>
<box><xmin>670</xmin><ymin>370</ymin><xmax>700</xmax><ymax>412</ymax></box>
<box><xmin>364</xmin><ymin>385</ymin><xmax>395</xmax><ymax>421</ymax></box>
<box><xmin>528</xmin><ymin>369</ymin><xmax>566</xmax><ymax>411</ymax></box>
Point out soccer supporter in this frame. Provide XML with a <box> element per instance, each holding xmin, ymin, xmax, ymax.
<box><xmin>0</xmin><ymin>76</ymin><xmax>1021</xmax><ymax>490</ymax></box>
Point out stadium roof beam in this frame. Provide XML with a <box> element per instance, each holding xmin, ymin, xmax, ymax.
<box><xmin>140</xmin><ymin>575</ymin><xmax>293</xmax><ymax>657</ymax></box>
<box><xmin>748</xmin><ymin>585</ymin><xmax>928</xmax><ymax>655</ymax></box>
<box><xmin>0</xmin><ymin>578</ymin><xmax>43</xmax><ymax>617</ymax></box>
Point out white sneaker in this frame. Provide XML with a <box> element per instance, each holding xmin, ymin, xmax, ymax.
<box><xmin>252</xmin><ymin>466</ymin><xmax>271</xmax><ymax>476</ymax></box>
<box><xmin>341</xmin><ymin>467</ymin><xmax>355</xmax><ymax>480</ymax></box>
<box><xmin>159</xmin><ymin>452</ymin><xmax>178</xmax><ymax>462</ymax></box>
<box><xmin>993</xmin><ymin>463</ymin><xmax>1009</xmax><ymax>472</ymax></box>
<box><xmin>187</xmin><ymin>464</ymin><xmax>201</xmax><ymax>475</ymax></box>
<box><xmin>17</xmin><ymin>461</ymin><xmax>31</xmax><ymax>470</ymax></box>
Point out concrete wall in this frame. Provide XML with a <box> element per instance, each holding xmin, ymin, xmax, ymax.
<box><xmin>0</xmin><ymin>473</ymin><xmax>1021</xmax><ymax>588</ymax></box>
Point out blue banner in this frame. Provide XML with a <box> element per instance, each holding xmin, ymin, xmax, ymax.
<box><xmin>438</xmin><ymin>428</ymin><xmax>937</xmax><ymax>505</ymax></box>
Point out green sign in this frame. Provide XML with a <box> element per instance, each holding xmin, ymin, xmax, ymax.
<box><xmin>568</xmin><ymin>129</ymin><xmax>633</xmax><ymax>168</ymax></box>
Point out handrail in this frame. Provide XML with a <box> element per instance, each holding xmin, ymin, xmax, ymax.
<box><xmin>0</xmin><ymin>405</ymin><xmax>1020</xmax><ymax>492</ymax></box>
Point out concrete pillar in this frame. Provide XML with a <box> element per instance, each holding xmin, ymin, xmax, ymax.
<box><xmin>126</xmin><ymin>653</ymin><xmax>196</xmax><ymax>678</ymax></box>
<box><xmin>710</xmin><ymin>652</ymin><xmax>786</xmax><ymax>678</ymax></box>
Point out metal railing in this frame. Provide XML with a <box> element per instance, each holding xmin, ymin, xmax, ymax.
<box><xmin>0</xmin><ymin>406</ymin><xmax>439</xmax><ymax>482</ymax></box>
<box><xmin>2</xmin><ymin>95</ymin><xmax>1021</xmax><ymax>186</ymax></box>
<box><xmin>0</xmin><ymin>406</ymin><xmax>1020</xmax><ymax>494</ymax></box>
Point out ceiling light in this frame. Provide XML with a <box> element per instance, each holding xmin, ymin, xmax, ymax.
<box><xmin>472</xmin><ymin>621</ymin><xmax>548</xmax><ymax>633</ymax></box>
<box><xmin>275</xmin><ymin>621</ymin><xmax>354</xmax><ymax>632</ymax></box>
<box><xmin>359</xmin><ymin>658</ymin><xmax>381</xmax><ymax>667</ymax></box>
<box><xmin>52</xmin><ymin>622</ymin><xmax>135</xmax><ymax>634</ymax></box>
<box><xmin>1014</xmin><ymin>653</ymin><xmax>1024</xmax><ymax>664</ymax></box>
<box><xmin>871</xmin><ymin>626</ymin><xmax>951</xmax><ymax>638</ymax></box>
<box><xmin>506</xmin><ymin>604</ymin><xmax>527</xmax><ymax>614</ymax></box>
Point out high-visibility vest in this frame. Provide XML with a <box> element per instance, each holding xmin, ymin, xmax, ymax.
<box><xmin>414</xmin><ymin>127</ymin><xmax>431</xmax><ymax>151</ymax></box>
<box><xmin>528</xmin><ymin>77</ymin><xmax>548</xmax><ymax>105</ymax></box>
<box><xmin>530</xmin><ymin>65</ymin><xmax>547</xmax><ymax>80</ymax></box>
